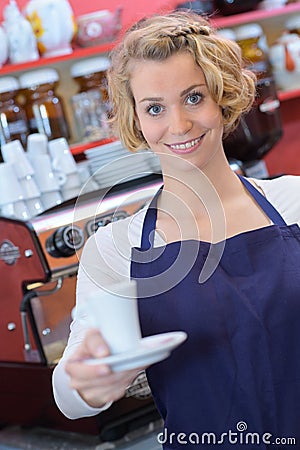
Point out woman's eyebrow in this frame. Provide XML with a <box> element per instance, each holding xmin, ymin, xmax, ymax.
<box><xmin>139</xmin><ymin>84</ymin><xmax>206</xmax><ymax>103</ymax></box>
<box><xmin>180</xmin><ymin>84</ymin><xmax>205</xmax><ymax>97</ymax></box>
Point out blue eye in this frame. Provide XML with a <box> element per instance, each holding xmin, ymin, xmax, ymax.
<box><xmin>187</xmin><ymin>92</ymin><xmax>202</xmax><ymax>105</ymax></box>
<box><xmin>147</xmin><ymin>104</ymin><xmax>163</xmax><ymax>116</ymax></box>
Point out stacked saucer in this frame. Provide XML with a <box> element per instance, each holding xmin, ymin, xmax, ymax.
<box><xmin>85</xmin><ymin>140</ymin><xmax>161</xmax><ymax>188</ymax></box>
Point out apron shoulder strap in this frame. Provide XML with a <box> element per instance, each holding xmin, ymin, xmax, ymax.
<box><xmin>238</xmin><ymin>175</ymin><xmax>287</xmax><ymax>226</ymax></box>
<box><xmin>140</xmin><ymin>187</ymin><xmax>162</xmax><ymax>250</ymax></box>
<box><xmin>140</xmin><ymin>177</ymin><xmax>287</xmax><ymax>251</ymax></box>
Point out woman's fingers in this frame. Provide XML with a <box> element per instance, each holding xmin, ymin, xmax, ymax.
<box><xmin>64</xmin><ymin>328</ymin><xmax>147</xmax><ymax>408</ymax></box>
<box><xmin>76</xmin><ymin>328</ymin><xmax>111</xmax><ymax>359</ymax></box>
<box><xmin>67</xmin><ymin>360</ymin><xmax>143</xmax><ymax>407</ymax></box>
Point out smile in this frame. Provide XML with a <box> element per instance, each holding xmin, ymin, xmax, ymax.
<box><xmin>167</xmin><ymin>136</ymin><xmax>203</xmax><ymax>154</ymax></box>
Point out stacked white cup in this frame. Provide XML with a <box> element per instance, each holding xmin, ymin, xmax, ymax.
<box><xmin>0</xmin><ymin>162</ymin><xmax>30</xmax><ymax>220</ymax></box>
<box><xmin>76</xmin><ymin>160</ymin><xmax>99</xmax><ymax>194</ymax></box>
<box><xmin>27</xmin><ymin>133</ymin><xmax>63</xmax><ymax>210</ymax></box>
<box><xmin>48</xmin><ymin>137</ymin><xmax>81</xmax><ymax>201</ymax></box>
<box><xmin>1</xmin><ymin>140</ymin><xmax>44</xmax><ymax>217</ymax></box>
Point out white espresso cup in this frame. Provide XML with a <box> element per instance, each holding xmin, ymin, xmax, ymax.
<box><xmin>1</xmin><ymin>200</ymin><xmax>30</xmax><ymax>220</ymax></box>
<box><xmin>1</xmin><ymin>140</ymin><xmax>34</xmax><ymax>178</ymax></box>
<box><xmin>25</xmin><ymin>197</ymin><xmax>44</xmax><ymax>217</ymax></box>
<box><xmin>27</xmin><ymin>133</ymin><xmax>49</xmax><ymax>156</ymax></box>
<box><xmin>61</xmin><ymin>186</ymin><xmax>80</xmax><ymax>201</ymax></box>
<box><xmin>0</xmin><ymin>162</ymin><xmax>25</xmax><ymax>206</ymax></box>
<box><xmin>62</xmin><ymin>172</ymin><xmax>81</xmax><ymax>190</ymax></box>
<box><xmin>19</xmin><ymin>175</ymin><xmax>41</xmax><ymax>199</ymax></box>
<box><xmin>48</xmin><ymin>137</ymin><xmax>78</xmax><ymax>175</ymax></box>
<box><xmin>41</xmin><ymin>190</ymin><xmax>63</xmax><ymax>210</ymax></box>
<box><xmin>83</xmin><ymin>280</ymin><xmax>142</xmax><ymax>355</ymax></box>
<box><xmin>30</xmin><ymin>154</ymin><xmax>62</xmax><ymax>192</ymax></box>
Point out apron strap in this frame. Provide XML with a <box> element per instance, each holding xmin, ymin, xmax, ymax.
<box><xmin>238</xmin><ymin>175</ymin><xmax>287</xmax><ymax>226</ymax></box>
<box><xmin>140</xmin><ymin>177</ymin><xmax>287</xmax><ymax>250</ymax></box>
<box><xmin>140</xmin><ymin>187</ymin><xmax>161</xmax><ymax>250</ymax></box>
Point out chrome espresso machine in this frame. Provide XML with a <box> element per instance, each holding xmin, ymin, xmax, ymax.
<box><xmin>0</xmin><ymin>174</ymin><xmax>163</xmax><ymax>443</ymax></box>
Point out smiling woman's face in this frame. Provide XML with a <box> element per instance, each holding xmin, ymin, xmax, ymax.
<box><xmin>131</xmin><ymin>52</ymin><xmax>225</xmax><ymax>171</ymax></box>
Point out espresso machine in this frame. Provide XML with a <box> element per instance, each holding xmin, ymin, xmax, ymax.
<box><xmin>0</xmin><ymin>174</ymin><xmax>163</xmax><ymax>444</ymax></box>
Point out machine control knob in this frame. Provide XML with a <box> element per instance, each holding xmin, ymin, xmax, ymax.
<box><xmin>46</xmin><ymin>225</ymin><xmax>85</xmax><ymax>258</ymax></box>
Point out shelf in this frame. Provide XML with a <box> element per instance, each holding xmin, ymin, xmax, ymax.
<box><xmin>70</xmin><ymin>137</ymin><xmax>117</xmax><ymax>155</ymax></box>
<box><xmin>278</xmin><ymin>87</ymin><xmax>300</xmax><ymax>101</ymax></box>
<box><xmin>211</xmin><ymin>2</ymin><xmax>300</xmax><ymax>28</ymax></box>
<box><xmin>0</xmin><ymin>42</ymin><xmax>116</xmax><ymax>76</ymax></box>
<box><xmin>2</xmin><ymin>2</ymin><xmax>299</xmax><ymax>161</ymax></box>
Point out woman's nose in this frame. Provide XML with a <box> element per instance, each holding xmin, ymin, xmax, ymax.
<box><xmin>168</xmin><ymin>107</ymin><xmax>192</xmax><ymax>136</ymax></box>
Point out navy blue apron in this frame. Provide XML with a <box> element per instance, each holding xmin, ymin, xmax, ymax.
<box><xmin>130</xmin><ymin>176</ymin><xmax>300</xmax><ymax>449</ymax></box>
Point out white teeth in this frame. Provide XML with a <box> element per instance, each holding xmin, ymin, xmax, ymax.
<box><xmin>170</xmin><ymin>137</ymin><xmax>201</xmax><ymax>150</ymax></box>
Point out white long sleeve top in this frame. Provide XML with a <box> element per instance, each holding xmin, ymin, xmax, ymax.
<box><xmin>52</xmin><ymin>175</ymin><xmax>300</xmax><ymax>419</ymax></box>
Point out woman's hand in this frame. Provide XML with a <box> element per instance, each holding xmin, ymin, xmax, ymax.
<box><xmin>65</xmin><ymin>328</ymin><xmax>144</xmax><ymax>408</ymax></box>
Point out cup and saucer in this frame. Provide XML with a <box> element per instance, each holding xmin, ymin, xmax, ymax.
<box><xmin>80</xmin><ymin>280</ymin><xmax>187</xmax><ymax>372</ymax></box>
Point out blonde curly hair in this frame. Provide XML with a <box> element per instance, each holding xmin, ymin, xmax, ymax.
<box><xmin>107</xmin><ymin>10</ymin><xmax>256</xmax><ymax>151</ymax></box>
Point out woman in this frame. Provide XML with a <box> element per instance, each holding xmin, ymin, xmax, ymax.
<box><xmin>53</xmin><ymin>10</ymin><xmax>300</xmax><ymax>448</ymax></box>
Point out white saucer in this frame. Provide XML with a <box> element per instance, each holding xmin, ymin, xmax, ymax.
<box><xmin>83</xmin><ymin>331</ymin><xmax>187</xmax><ymax>372</ymax></box>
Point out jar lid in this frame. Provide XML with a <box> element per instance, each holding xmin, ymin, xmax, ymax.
<box><xmin>70</xmin><ymin>57</ymin><xmax>111</xmax><ymax>78</ymax></box>
<box><xmin>19</xmin><ymin>68</ymin><xmax>59</xmax><ymax>88</ymax></box>
<box><xmin>0</xmin><ymin>76</ymin><xmax>19</xmax><ymax>94</ymax></box>
<box><xmin>217</xmin><ymin>28</ymin><xmax>237</xmax><ymax>41</ymax></box>
<box><xmin>234</xmin><ymin>23</ymin><xmax>264</xmax><ymax>40</ymax></box>
<box><xmin>285</xmin><ymin>15</ymin><xmax>300</xmax><ymax>31</ymax></box>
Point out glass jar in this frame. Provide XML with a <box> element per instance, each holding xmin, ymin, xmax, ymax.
<box><xmin>19</xmin><ymin>68</ymin><xmax>70</xmax><ymax>141</ymax></box>
<box><xmin>71</xmin><ymin>56</ymin><xmax>110</xmax><ymax>100</ymax></box>
<box><xmin>70</xmin><ymin>57</ymin><xmax>111</xmax><ymax>142</ymax></box>
<box><xmin>234</xmin><ymin>23</ymin><xmax>272</xmax><ymax>78</ymax></box>
<box><xmin>214</xmin><ymin>0</ymin><xmax>261</xmax><ymax>15</ymax></box>
<box><xmin>0</xmin><ymin>76</ymin><xmax>29</xmax><ymax>162</ymax></box>
<box><xmin>224</xmin><ymin>77</ymin><xmax>282</xmax><ymax>162</ymax></box>
<box><xmin>285</xmin><ymin>15</ymin><xmax>300</xmax><ymax>36</ymax></box>
<box><xmin>217</xmin><ymin>28</ymin><xmax>237</xmax><ymax>42</ymax></box>
<box><xmin>224</xmin><ymin>24</ymin><xmax>282</xmax><ymax>164</ymax></box>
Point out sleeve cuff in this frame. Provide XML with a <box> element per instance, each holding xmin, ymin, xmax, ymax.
<box><xmin>52</xmin><ymin>361</ymin><xmax>113</xmax><ymax>419</ymax></box>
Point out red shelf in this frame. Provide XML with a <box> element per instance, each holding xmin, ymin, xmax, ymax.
<box><xmin>0</xmin><ymin>42</ymin><xmax>116</xmax><ymax>75</ymax></box>
<box><xmin>211</xmin><ymin>2</ymin><xmax>300</xmax><ymax>28</ymax></box>
<box><xmin>70</xmin><ymin>137</ymin><xmax>117</xmax><ymax>155</ymax></box>
<box><xmin>278</xmin><ymin>87</ymin><xmax>300</xmax><ymax>102</ymax></box>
